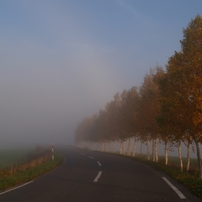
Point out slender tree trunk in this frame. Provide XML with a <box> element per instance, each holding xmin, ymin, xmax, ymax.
<box><xmin>186</xmin><ymin>142</ymin><xmax>190</xmax><ymax>171</ymax></box>
<box><xmin>102</xmin><ymin>142</ymin><xmax>104</xmax><ymax>152</ymax></box>
<box><xmin>195</xmin><ymin>140</ymin><xmax>202</xmax><ymax>178</ymax></box>
<box><xmin>105</xmin><ymin>142</ymin><xmax>107</xmax><ymax>152</ymax></box>
<box><xmin>147</xmin><ymin>138</ymin><xmax>150</xmax><ymax>160</ymax></box>
<box><xmin>140</xmin><ymin>142</ymin><xmax>142</xmax><ymax>155</ymax></box>
<box><xmin>106</xmin><ymin>142</ymin><xmax>108</xmax><ymax>152</ymax></box>
<box><xmin>178</xmin><ymin>141</ymin><xmax>183</xmax><ymax>171</ymax></box>
<box><xmin>120</xmin><ymin>140</ymin><xmax>123</xmax><ymax>154</ymax></box>
<box><xmin>113</xmin><ymin>141</ymin><xmax>115</xmax><ymax>153</ymax></box>
<box><xmin>155</xmin><ymin>139</ymin><xmax>158</xmax><ymax>162</ymax></box>
<box><xmin>123</xmin><ymin>141</ymin><xmax>126</xmax><ymax>155</ymax></box>
<box><xmin>88</xmin><ymin>142</ymin><xmax>93</xmax><ymax>150</ymax></box>
<box><xmin>127</xmin><ymin>138</ymin><xmax>131</xmax><ymax>156</ymax></box>
<box><xmin>109</xmin><ymin>142</ymin><xmax>111</xmax><ymax>152</ymax></box>
<box><xmin>132</xmin><ymin>138</ymin><xmax>137</xmax><ymax>157</ymax></box>
<box><xmin>165</xmin><ymin>140</ymin><xmax>168</xmax><ymax>165</ymax></box>
<box><xmin>98</xmin><ymin>142</ymin><xmax>101</xmax><ymax>151</ymax></box>
<box><xmin>120</xmin><ymin>141</ymin><xmax>122</xmax><ymax>154</ymax></box>
<box><xmin>152</xmin><ymin>140</ymin><xmax>155</xmax><ymax>161</ymax></box>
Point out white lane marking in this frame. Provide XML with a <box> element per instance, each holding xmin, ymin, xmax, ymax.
<box><xmin>97</xmin><ymin>161</ymin><xmax>101</xmax><ymax>166</ymax></box>
<box><xmin>162</xmin><ymin>177</ymin><xmax>186</xmax><ymax>199</ymax></box>
<box><xmin>89</xmin><ymin>156</ymin><xmax>94</xmax><ymax>159</ymax></box>
<box><xmin>0</xmin><ymin>181</ymin><xmax>34</xmax><ymax>196</ymax></box>
<box><xmin>94</xmin><ymin>171</ymin><xmax>102</xmax><ymax>182</ymax></box>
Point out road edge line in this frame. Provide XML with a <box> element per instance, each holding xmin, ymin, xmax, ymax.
<box><xmin>162</xmin><ymin>177</ymin><xmax>186</xmax><ymax>199</ymax></box>
<box><xmin>0</xmin><ymin>181</ymin><xmax>34</xmax><ymax>196</ymax></box>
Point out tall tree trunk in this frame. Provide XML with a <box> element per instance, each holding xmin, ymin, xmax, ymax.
<box><xmin>113</xmin><ymin>141</ymin><xmax>115</xmax><ymax>153</ymax></box>
<box><xmin>178</xmin><ymin>141</ymin><xmax>183</xmax><ymax>171</ymax></box>
<box><xmin>105</xmin><ymin>142</ymin><xmax>107</xmax><ymax>152</ymax></box>
<box><xmin>123</xmin><ymin>141</ymin><xmax>126</xmax><ymax>155</ymax></box>
<box><xmin>108</xmin><ymin>142</ymin><xmax>111</xmax><ymax>152</ymax></box>
<box><xmin>155</xmin><ymin>139</ymin><xmax>158</xmax><ymax>162</ymax></box>
<box><xmin>165</xmin><ymin>140</ymin><xmax>168</xmax><ymax>165</ymax></box>
<box><xmin>102</xmin><ymin>142</ymin><xmax>104</xmax><ymax>152</ymax></box>
<box><xmin>132</xmin><ymin>138</ymin><xmax>137</xmax><ymax>157</ymax></box>
<box><xmin>194</xmin><ymin>140</ymin><xmax>202</xmax><ymax>178</ymax></box>
<box><xmin>186</xmin><ymin>142</ymin><xmax>190</xmax><ymax>171</ymax></box>
<box><xmin>120</xmin><ymin>140</ymin><xmax>123</xmax><ymax>154</ymax></box>
<box><xmin>140</xmin><ymin>142</ymin><xmax>142</xmax><ymax>155</ymax></box>
<box><xmin>127</xmin><ymin>138</ymin><xmax>131</xmax><ymax>156</ymax></box>
<box><xmin>152</xmin><ymin>140</ymin><xmax>155</xmax><ymax>161</ymax></box>
<box><xmin>90</xmin><ymin>141</ymin><xmax>92</xmax><ymax>149</ymax></box>
<box><xmin>147</xmin><ymin>138</ymin><xmax>150</xmax><ymax>160</ymax></box>
<box><xmin>98</xmin><ymin>142</ymin><xmax>101</xmax><ymax>151</ymax></box>
<box><xmin>106</xmin><ymin>142</ymin><xmax>109</xmax><ymax>152</ymax></box>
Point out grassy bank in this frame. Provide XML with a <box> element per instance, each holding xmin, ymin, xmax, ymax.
<box><xmin>0</xmin><ymin>152</ymin><xmax>63</xmax><ymax>191</ymax></box>
<box><xmin>130</xmin><ymin>154</ymin><xmax>202</xmax><ymax>199</ymax></box>
<box><xmin>0</xmin><ymin>148</ymin><xmax>33</xmax><ymax>168</ymax></box>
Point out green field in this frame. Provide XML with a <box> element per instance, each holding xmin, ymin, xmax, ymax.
<box><xmin>0</xmin><ymin>148</ymin><xmax>33</xmax><ymax>168</ymax></box>
<box><xmin>0</xmin><ymin>151</ymin><xmax>63</xmax><ymax>191</ymax></box>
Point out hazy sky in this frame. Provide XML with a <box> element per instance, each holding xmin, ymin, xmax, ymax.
<box><xmin>0</xmin><ymin>0</ymin><xmax>202</xmax><ymax>148</ymax></box>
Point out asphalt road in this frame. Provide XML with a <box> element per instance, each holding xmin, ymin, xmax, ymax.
<box><xmin>0</xmin><ymin>145</ymin><xmax>201</xmax><ymax>202</ymax></box>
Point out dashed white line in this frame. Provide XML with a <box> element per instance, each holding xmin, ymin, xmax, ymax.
<box><xmin>80</xmin><ymin>154</ymin><xmax>102</xmax><ymax>182</ymax></box>
<box><xmin>97</xmin><ymin>161</ymin><xmax>101</xmax><ymax>166</ymax></box>
<box><xmin>94</xmin><ymin>171</ymin><xmax>102</xmax><ymax>182</ymax></box>
<box><xmin>0</xmin><ymin>181</ymin><xmax>34</xmax><ymax>196</ymax></box>
<box><xmin>162</xmin><ymin>177</ymin><xmax>186</xmax><ymax>199</ymax></box>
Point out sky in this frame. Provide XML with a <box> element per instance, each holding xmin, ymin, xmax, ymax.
<box><xmin>0</xmin><ymin>0</ymin><xmax>202</xmax><ymax>148</ymax></box>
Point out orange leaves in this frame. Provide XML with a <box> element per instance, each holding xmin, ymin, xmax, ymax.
<box><xmin>158</xmin><ymin>15</ymin><xmax>202</xmax><ymax>140</ymax></box>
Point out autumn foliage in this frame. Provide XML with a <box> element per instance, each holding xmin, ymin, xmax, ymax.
<box><xmin>75</xmin><ymin>15</ymin><xmax>202</xmax><ymax>178</ymax></box>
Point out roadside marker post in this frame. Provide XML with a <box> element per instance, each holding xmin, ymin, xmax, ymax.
<box><xmin>52</xmin><ymin>143</ymin><xmax>54</xmax><ymax>160</ymax></box>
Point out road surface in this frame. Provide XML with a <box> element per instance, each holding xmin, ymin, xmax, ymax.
<box><xmin>0</xmin><ymin>145</ymin><xmax>201</xmax><ymax>202</ymax></box>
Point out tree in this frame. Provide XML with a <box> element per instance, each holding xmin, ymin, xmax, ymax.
<box><xmin>136</xmin><ymin>67</ymin><xmax>163</xmax><ymax>161</ymax></box>
<box><xmin>120</xmin><ymin>87</ymin><xmax>140</xmax><ymax>155</ymax></box>
<box><xmin>158</xmin><ymin>15</ymin><xmax>202</xmax><ymax>178</ymax></box>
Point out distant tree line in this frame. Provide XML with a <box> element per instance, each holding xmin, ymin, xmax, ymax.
<box><xmin>74</xmin><ymin>15</ymin><xmax>202</xmax><ymax>178</ymax></box>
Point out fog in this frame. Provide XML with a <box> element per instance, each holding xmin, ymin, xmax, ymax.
<box><xmin>0</xmin><ymin>1</ymin><xmax>201</xmax><ymax>149</ymax></box>
<box><xmin>0</xmin><ymin>40</ymin><xmax>123</xmax><ymax>148</ymax></box>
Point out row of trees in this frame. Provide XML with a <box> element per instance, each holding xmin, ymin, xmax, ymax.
<box><xmin>74</xmin><ymin>15</ymin><xmax>202</xmax><ymax>178</ymax></box>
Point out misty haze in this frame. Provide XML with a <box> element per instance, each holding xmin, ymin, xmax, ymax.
<box><xmin>0</xmin><ymin>1</ymin><xmax>201</xmax><ymax>158</ymax></box>
<box><xmin>1</xmin><ymin>1</ymin><xmax>202</xmax><ymax>202</ymax></box>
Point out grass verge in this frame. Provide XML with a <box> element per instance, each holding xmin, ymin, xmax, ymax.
<box><xmin>131</xmin><ymin>155</ymin><xmax>202</xmax><ymax>199</ymax></box>
<box><xmin>0</xmin><ymin>152</ymin><xmax>63</xmax><ymax>192</ymax></box>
